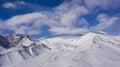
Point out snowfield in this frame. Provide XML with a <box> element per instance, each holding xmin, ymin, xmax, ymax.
<box><xmin>0</xmin><ymin>33</ymin><xmax>120</xmax><ymax>67</ymax></box>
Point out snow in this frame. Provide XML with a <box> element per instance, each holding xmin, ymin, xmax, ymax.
<box><xmin>0</xmin><ymin>33</ymin><xmax>120</xmax><ymax>67</ymax></box>
<box><xmin>20</xmin><ymin>36</ymin><xmax>33</xmax><ymax>47</ymax></box>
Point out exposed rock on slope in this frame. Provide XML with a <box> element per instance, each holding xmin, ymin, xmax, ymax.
<box><xmin>0</xmin><ymin>34</ymin><xmax>51</xmax><ymax>66</ymax></box>
<box><xmin>0</xmin><ymin>35</ymin><xmax>11</xmax><ymax>49</ymax></box>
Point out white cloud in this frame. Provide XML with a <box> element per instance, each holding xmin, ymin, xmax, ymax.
<box><xmin>2</xmin><ymin>1</ymin><xmax>26</xmax><ymax>9</ymax></box>
<box><xmin>55</xmin><ymin>1</ymin><xmax>89</xmax><ymax>27</ymax></box>
<box><xmin>59</xmin><ymin>6</ymin><xmax>89</xmax><ymax>27</ymax></box>
<box><xmin>2</xmin><ymin>2</ymin><xmax>16</xmax><ymax>9</ymax></box>
<box><xmin>109</xmin><ymin>21</ymin><xmax>120</xmax><ymax>34</ymax></box>
<box><xmin>12</xmin><ymin>25</ymin><xmax>41</xmax><ymax>35</ymax></box>
<box><xmin>0</xmin><ymin>20</ymin><xmax>6</xmax><ymax>29</ymax></box>
<box><xmin>91</xmin><ymin>14</ymin><xmax>120</xmax><ymax>31</ymax></box>
<box><xmin>3</xmin><ymin>12</ymin><xmax>55</xmax><ymax>35</ymax></box>
<box><xmin>4</xmin><ymin>12</ymin><xmax>48</xmax><ymax>35</ymax></box>
<box><xmin>74</xmin><ymin>18</ymin><xmax>89</xmax><ymax>28</ymax></box>
<box><xmin>84</xmin><ymin>0</ymin><xmax>120</xmax><ymax>10</ymax></box>
<box><xmin>6</xmin><ymin>12</ymin><xmax>47</xmax><ymax>26</ymax></box>
<box><xmin>49</xmin><ymin>27</ymin><xmax>89</xmax><ymax>35</ymax></box>
<box><xmin>19</xmin><ymin>1</ymin><xmax>26</xmax><ymax>5</ymax></box>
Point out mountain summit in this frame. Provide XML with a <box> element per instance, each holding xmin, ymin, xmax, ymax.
<box><xmin>0</xmin><ymin>33</ymin><xmax>120</xmax><ymax>67</ymax></box>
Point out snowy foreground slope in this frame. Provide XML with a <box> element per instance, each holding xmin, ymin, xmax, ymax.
<box><xmin>0</xmin><ymin>33</ymin><xmax>120</xmax><ymax>67</ymax></box>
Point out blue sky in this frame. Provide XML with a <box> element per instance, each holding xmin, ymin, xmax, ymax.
<box><xmin>0</xmin><ymin>0</ymin><xmax>120</xmax><ymax>38</ymax></box>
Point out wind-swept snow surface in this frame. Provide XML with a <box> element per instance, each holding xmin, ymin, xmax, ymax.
<box><xmin>0</xmin><ymin>33</ymin><xmax>120</xmax><ymax>67</ymax></box>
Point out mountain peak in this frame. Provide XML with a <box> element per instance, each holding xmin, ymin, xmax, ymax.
<box><xmin>6</xmin><ymin>34</ymin><xmax>32</xmax><ymax>47</ymax></box>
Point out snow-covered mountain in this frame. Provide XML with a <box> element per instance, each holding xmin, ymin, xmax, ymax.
<box><xmin>0</xmin><ymin>33</ymin><xmax>120</xmax><ymax>67</ymax></box>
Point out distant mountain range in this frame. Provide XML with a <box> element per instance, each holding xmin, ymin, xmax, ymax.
<box><xmin>0</xmin><ymin>32</ymin><xmax>120</xmax><ymax>67</ymax></box>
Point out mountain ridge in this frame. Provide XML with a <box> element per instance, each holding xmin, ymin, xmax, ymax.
<box><xmin>0</xmin><ymin>32</ymin><xmax>120</xmax><ymax>67</ymax></box>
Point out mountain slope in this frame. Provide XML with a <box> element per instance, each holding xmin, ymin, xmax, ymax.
<box><xmin>0</xmin><ymin>34</ymin><xmax>51</xmax><ymax>66</ymax></box>
<box><xmin>0</xmin><ymin>33</ymin><xmax>120</xmax><ymax>67</ymax></box>
<box><xmin>41</xmin><ymin>33</ymin><xmax>120</xmax><ymax>67</ymax></box>
<box><xmin>0</xmin><ymin>35</ymin><xmax>11</xmax><ymax>49</ymax></box>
